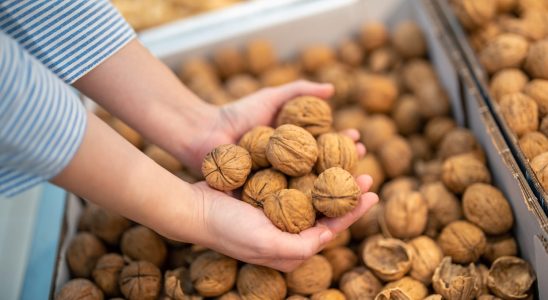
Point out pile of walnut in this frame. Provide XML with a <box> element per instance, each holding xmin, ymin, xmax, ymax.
<box><xmin>59</xmin><ymin>20</ymin><xmax>536</xmax><ymax>300</ymax></box>
<box><xmin>451</xmin><ymin>0</ymin><xmax>548</xmax><ymax>192</ymax></box>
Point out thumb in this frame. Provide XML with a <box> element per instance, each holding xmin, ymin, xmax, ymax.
<box><xmin>268</xmin><ymin>80</ymin><xmax>334</xmax><ymax>106</ymax></box>
<box><xmin>271</xmin><ymin>225</ymin><xmax>333</xmax><ymax>261</ymax></box>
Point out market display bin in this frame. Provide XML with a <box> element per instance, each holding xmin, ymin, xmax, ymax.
<box><xmin>52</xmin><ymin>0</ymin><xmax>548</xmax><ymax>298</ymax></box>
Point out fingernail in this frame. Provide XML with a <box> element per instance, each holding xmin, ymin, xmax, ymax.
<box><xmin>319</xmin><ymin>230</ymin><xmax>333</xmax><ymax>245</ymax></box>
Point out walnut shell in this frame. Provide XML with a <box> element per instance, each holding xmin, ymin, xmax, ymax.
<box><xmin>202</xmin><ymin>144</ymin><xmax>252</xmax><ymax>191</ymax></box>
<box><xmin>218</xmin><ymin>291</ymin><xmax>242</xmax><ymax>300</ymax></box>
<box><xmin>286</xmin><ymin>255</ymin><xmax>333</xmax><ymax>295</ymax></box>
<box><xmin>409</xmin><ymin>135</ymin><xmax>433</xmax><ymax>162</ymax></box>
<box><xmin>363</xmin><ymin>238</ymin><xmax>413</xmax><ymax>282</ymax></box>
<box><xmin>423</xmin><ymin>295</ymin><xmax>443</xmax><ymax>300</ymax></box>
<box><xmin>490</xmin><ymin>69</ymin><xmax>528</xmax><ymax>102</ymax></box>
<box><xmin>524</xmin><ymin>79</ymin><xmax>548</xmax><ymax>117</ymax></box>
<box><xmin>414</xmin><ymin>159</ymin><xmax>443</xmax><ymax>183</ymax></box>
<box><xmin>286</xmin><ymin>296</ymin><xmax>309</xmax><ymax>300</ymax></box>
<box><xmin>350</xmin><ymin>202</ymin><xmax>382</xmax><ymax>240</ymax></box>
<box><xmin>339</xmin><ymin>39</ymin><xmax>364</xmax><ymax>67</ymax></box>
<box><xmin>383</xmin><ymin>191</ymin><xmax>428</xmax><ymax>239</ymax></box>
<box><xmin>438</xmin><ymin>221</ymin><xmax>487</xmax><ymax>264</ymax></box>
<box><xmin>119</xmin><ymin>261</ymin><xmax>162</xmax><ymax>300</ymax></box>
<box><xmin>420</xmin><ymin>182</ymin><xmax>462</xmax><ymax>232</ymax></box>
<box><xmin>145</xmin><ymin>145</ymin><xmax>182</xmax><ymax>173</ymax></box>
<box><xmin>237</xmin><ymin>265</ymin><xmax>286</xmax><ymax>300</ymax></box>
<box><xmin>391</xmin><ymin>95</ymin><xmax>422</xmax><ymax>136</ymax></box>
<box><xmin>375</xmin><ymin>277</ymin><xmax>428</xmax><ymax>300</ymax></box>
<box><xmin>264</xmin><ymin>189</ymin><xmax>315</xmax><ymax>233</ymax></box>
<box><xmin>67</xmin><ymin>232</ymin><xmax>106</xmax><ymax>278</ymax></box>
<box><xmin>260</xmin><ymin>64</ymin><xmax>301</xmax><ymax>87</ymax></box>
<box><xmin>442</xmin><ymin>154</ymin><xmax>492</xmax><ymax>193</ymax></box>
<box><xmin>496</xmin><ymin>0</ymin><xmax>517</xmax><ymax>13</ymax></box>
<box><xmin>323</xmin><ymin>246</ymin><xmax>358</xmax><ymax>282</ymax></box>
<box><xmin>301</xmin><ymin>45</ymin><xmax>336</xmax><ymax>74</ymax></box>
<box><xmin>339</xmin><ymin>267</ymin><xmax>383</xmax><ymax>300</ymax></box>
<box><xmin>92</xmin><ymin>253</ymin><xmax>125</xmax><ymax>297</ymax></box>
<box><xmin>239</xmin><ymin>126</ymin><xmax>275</xmax><ymax>170</ymax></box>
<box><xmin>488</xmin><ymin>256</ymin><xmax>536</xmax><ymax>300</ymax></box>
<box><xmin>392</xmin><ymin>21</ymin><xmax>426</xmax><ymax>58</ymax></box>
<box><xmin>368</xmin><ymin>46</ymin><xmax>401</xmax><ymax>73</ymax></box>
<box><xmin>401</xmin><ymin>59</ymin><xmax>437</xmax><ymax>94</ymax></box>
<box><xmin>483</xmin><ymin>235</ymin><xmax>518</xmax><ymax>263</ymax></box>
<box><xmin>379</xmin><ymin>135</ymin><xmax>413</xmax><ymax>178</ymax></box>
<box><xmin>469</xmin><ymin>23</ymin><xmax>501</xmax><ymax>51</ymax></box>
<box><xmin>462</xmin><ymin>183</ymin><xmax>514</xmax><ymax>235</ymax></box>
<box><xmin>451</xmin><ymin>0</ymin><xmax>496</xmax><ymax>30</ymax></box>
<box><xmin>541</xmin><ymin>116</ymin><xmax>548</xmax><ymax>136</ymax></box>
<box><xmin>246</xmin><ymin>40</ymin><xmax>277</xmax><ymax>75</ymax></box>
<box><xmin>408</xmin><ymin>236</ymin><xmax>443</xmax><ymax>285</ymax></box>
<box><xmin>267</xmin><ymin>124</ymin><xmax>318</xmax><ymax>176</ymax></box>
<box><xmin>242</xmin><ymin>169</ymin><xmax>287</xmax><ymax>208</ymax></box>
<box><xmin>415</xmin><ymin>83</ymin><xmax>451</xmax><ymax>119</ymax></box>
<box><xmin>478</xmin><ymin>264</ymin><xmax>491</xmax><ymax>296</ymax></box>
<box><xmin>276</xmin><ymin>97</ymin><xmax>332</xmax><ymax>137</ymax></box>
<box><xmin>163</xmin><ymin>267</ymin><xmax>188</xmax><ymax>300</ymax></box>
<box><xmin>317</xmin><ymin>63</ymin><xmax>356</xmax><ymax>108</ymax></box>
<box><xmin>225</xmin><ymin>74</ymin><xmax>260</xmax><ymax>99</ymax></box>
<box><xmin>85</xmin><ymin>204</ymin><xmax>131</xmax><ymax>246</ymax></box>
<box><xmin>432</xmin><ymin>257</ymin><xmax>481</xmax><ymax>300</ymax></box>
<box><xmin>531</xmin><ymin>151</ymin><xmax>548</xmax><ymax>190</ymax></box>
<box><xmin>312</xmin><ymin>167</ymin><xmax>360</xmax><ymax>217</ymax></box>
<box><xmin>360</xmin><ymin>114</ymin><xmax>397</xmax><ymax>153</ymax></box>
<box><xmin>360</xmin><ymin>22</ymin><xmax>389</xmax><ymax>51</ymax></box>
<box><xmin>357</xmin><ymin>74</ymin><xmax>398</xmax><ymax>114</ymax></box>
<box><xmin>425</xmin><ymin>117</ymin><xmax>457</xmax><ymax>147</ymax></box>
<box><xmin>479</xmin><ymin>34</ymin><xmax>529</xmax><ymax>74</ymax></box>
<box><xmin>380</xmin><ymin>176</ymin><xmax>419</xmax><ymax>201</ymax></box>
<box><xmin>289</xmin><ymin>173</ymin><xmax>317</xmax><ymax>199</ymax></box>
<box><xmin>316</xmin><ymin>133</ymin><xmax>358</xmax><ymax>173</ymax></box>
<box><xmin>190</xmin><ymin>251</ymin><xmax>237</xmax><ymax>297</ymax></box>
<box><xmin>120</xmin><ymin>226</ymin><xmax>167</xmax><ymax>267</ymax></box>
<box><xmin>353</xmin><ymin>154</ymin><xmax>385</xmax><ymax>193</ymax></box>
<box><xmin>525</xmin><ymin>39</ymin><xmax>548</xmax><ymax>79</ymax></box>
<box><xmin>438</xmin><ymin>128</ymin><xmax>481</xmax><ymax>160</ymax></box>
<box><xmin>333</xmin><ymin>106</ymin><xmax>367</xmax><ymax>131</ymax></box>
<box><xmin>499</xmin><ymin>93</ymin><xmax>539</xmax><ymax>137</ymax></box>
<box><xmin>213</xmin><ymin>47</ymin><xmax>246</xmax><ymax>78</ymax></box>
<box><xmin>310</xmin><ymin>289</ymin><xmax>346</xmax><ymax>300</ymax></box>
<box><xmin>56</xmin><ymin>279</ymin><xmax>104</xmax><ymax>300</ymax></box>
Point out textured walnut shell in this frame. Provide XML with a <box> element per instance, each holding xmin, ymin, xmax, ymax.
<box><xmin>311</xmin><ymin>289</ymin><xmax>346</xmax><ymax>300</ymax></box>
<box><xmin>267</xmin><ymin>124</ymin><xmax>318</xmax><ymax>176</ymax></box>
<box><xmin>353</xmin><ymin>154</ymin><xmax>385</xmax><ymax>193</ymax></box>
<box><xmin>469</xmin><ymin>23</ymin><xmax>501</xmax><ymax>51</ymax></box>
<box><xmin>499</xmin><ymin>93</ymin><xmax>539</xmax><ymax>137</ymax></box>
<box><xmin>339</xmin><ymin>39</ymin><xmax>364</xmax><ymax>67</ymax></box>
<box><xmin>242</xmin><ymin>169</ymin><xmax>287</xmax><ymax>208</ymax></box>
<box><xmin>462</xmin><ymin>183</ymin><xmax>514</xmax><ymax>235</ymax></box>
<box><xmin>56</xmin><ymin>279</ymin><xmax>104</xmax><ymax>300</ymax></box>
<box><xmin>380</xmin><ymin>176</ymin><xmax>419</xmax><ymax>201</ymax></box>
<box><xmin>442</xmin><ymin>154</ymin><xmax>491</xmax><ymax>193</ymax></box>
<box><xmin>264</xmin><ymin>189</ymin><xmax>315</xmax><ymax>233</ymax></box>
<box><xmin>85</xmin><ymin>204</ymin><xmax>131</xmax><ymax>246</ymax></box>
<box><xmin>451</xmin><ymin>0</ymin><xmax>496</xmax><ymax>30</ymax></box>
<box><xmin>425</xmin><ymin>117</ymin><xmax>457</xmax><ymax>147</ymax></box>
<box><xmin>190</xmin><ymin>251</ymin><xmax>237</xmax><ymax>297</ymax></box>
<box><xmin>531</xmin><ymin>151</ymin><xmax>548</xmax><ymax>190</ymax></box>
<box><xmin>488</xmin><ymin>256</ymin><xmax>536</xmax><ymax>300</ymax></box>
<box><xmin>213</xmin><ymin>47</ymin><xmax>246</xmax><ymax>78</ymax></box>
<box><xmin>420</xmin><ymin>182</ymin><xmax>462</xmax><ymax>232</ymax></box>
<box><xmin>525</xmin><ymin>39</ymin><xmax>548</xmax><ymax>80</ymax></box>
<box><xmin>286</xmin><ymin>255</ymin><xmax>333</xmax><ymax>295</ymax></box>
<box><xmin>375</xmin><ymin>277</ymin><xmax>428</xmax><ymax>300</ymax></box>
<box><xmin>237</xmin><ymin>265</ymin><xmax>286</xmax><ymax>300</ymax></box>
<box><xmin>202</xmin><ymin>144</ymin><xmax>252</xmax><ymax>191</ymax></box>
<box><xmin>363</xmin><ymin>238</ymin><xmax>413</xmax><ymax>282</ymax></box>
<box><xmin>438</xmin><ymin>128</ymin><xmax>481</xmax><ymax>160</ymax></box>
<box><xmin>260</xmin><ymin>64</ymin><xmax>301</xmax><ymax>87</ymax></box>
<box><xmin>246</xmin><ymin>40</ymin><xmax>277</xmax><ymax>75</ymax></box>
<box><xmin>225</xmin><ymin>74</ymin><xmax>260</xmax><ymax>99</ymax></box>
<box><xmin>92</xmin><ymin>253</ymin><xmax>125</xmax><ymax>297</ymax></box>
<box><xmin>483</xmin><ymin>235</ymin><xmax>518</xmax><ymax>263</ymax></box>
<box><xmin>218</xmin><ymin>291</ymin><xmax>242</xmax><ymax>300</ymax></box>
<box><xmin>438</xmin><ymin>221</ymin><xmax>487</xmax><ymax>264</ymax></box>
<box><xmin>519</xmin><ymin>131</ymin><xmax>548</xmax><ymax>161</ymax></box>
<box><xmin>119</xmin><ymin>261</ymin><xmax>161</xmax><ymax>300</ymax></box>
<box><xmin>163</xmin><ymin>267</ymin><xmax>188</xmax><ymax>300</ymax></box>
<box><xmin>360</xmin><ymin>22</ymin><xmax>389</xmax><ymax>51</ymax></box>
<box><xmin>322</xmin><ymin>247</ymin><xmax>355</xmax><ymax>280</ymax></box>
<box><xmin>415</xmin><ymin>83</ymin><xmax>451</xmax><ymax>119</ymax></box>
<box><xmin>357</xmin><ymin>74</ymin><xmax>398</xmax><ymax>114</ymax></box>
<box><xmin>350</xmin><ymin>202</ymin><xmax>381</xmax><ymax>240</ymax></box>
<box><xmin>432</xmin><ymin>257</ymin><xmax>481</xmax><ymax>300</ymax></box>
<box><xmin>379</xmin><ymin>135</ymin><xmax>413</xmax><ymax>178</ymax></box>
<box><xmin>401</xmin><ymin>59</ymin><xmax>437</xmax><ymax>94</ymax></box>
<box><xmin>408</xmin><ymin>236</ymin><xmax>443</xmax><ymax>285</ymax></box>
<box><xmin>312</xmin><ymin>167</ymin><xmax>360</xmax><ymax>217</ymax></box>
<box><xmin>316</xmin><ymin>133</ymin><xmax>358</xmax><ymax>173</ymax></box>
<box><xmin>524</xmin><ymin>79</ymin><xmax>548</xmax><ymax>116</ymax></box>
<box><xmin>340</xmin><ymin>267</ymin><xmax>383</xmax><ymax>300</ymax></box>
<box><xmin>489</xmin><ymin>69</ymin><xmax>528</xmax><ymax>103</ymax></box>
<box><xmin>301</xmin><ymin>45</ymin><xmax>336</xmax><ymax>74</ymax></box>
<box><xmin>477</xmin><ymin>263</ymin><xmax>491</xmax><ymax>296</ymax></box>
<box><xmin>383</xmin><ymin>191</ymin><xmax>428</xmax><ymax>239</ymax></box>
<box><xmin>276</xmin><ymin>96</ymin><xmax>333</xmax><ymax>137</ymax></box>
<box><xmin>120</xmin><ymin>226</ymin><xmax>167</xmax><ymax>267</ymax></box>
<box><xmin>67</xmin><ymin>232</ymin><xmax>106</xmax><ymax>278</ymax></box>
<box><xmin>289</xmin><ymin>173</ymin><xmax>317</xmax><ymax>199</ymax></box>
<box><xmin>239</xmin><ymin>126</ymin><xmax>274</xmax><ymax>170</ymax></box>
<box><xmin>423</xmin><ymin>295</ymin><xmax>443</xmax><ymax>300</ymax></box>
<box><xmin>391</xmin><ymin>95</ymin><xmax>422</xmax><ymax>136</ymax></box>
<box><xmin>392</xmin><ymin>21</ymin><xmax>426</xmax><ymax>58</ymax></box>
<box><xmin>479</xmin><ymin>34</ymin><xmax>529</xmax><ymax>74</ymax></box>
<box><xmin>360</xmin><ymin>114</ymin><xmax>397</xmax><ymax>153</ymax></box>
<box><xmin>145</xmin><ymin>145</ymin><xmax>182</xmax><ymax>173</ymax></box>
<box><xmin>317</xmin><ymin>63</ymin><xmax>356</xmax><ymax>107</ymax></box>
<box><xmin>333</xmin><ymin>106</ymin><xmax>367</xmax><ymax>131</ymax></box>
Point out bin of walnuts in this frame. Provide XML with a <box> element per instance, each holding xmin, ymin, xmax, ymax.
<box><xmin>58</xmin><ymin>20</ymin><xmax>536</xmax><ymax>300</ymax></box>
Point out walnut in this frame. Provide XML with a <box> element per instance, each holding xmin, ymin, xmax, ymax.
<box><xmin>451</xmin><ymin>0</ymin><xmax>496</xmax><ymax>30</ymax></box>
<box><xmin>356</xmin><ymin>74</ymin><xmax>398</xmax><ymax>114</ymax></box>
<box><xmin>312</xmin><ymin>167</ymin><xmax>360</xmax><ymax>217</ymax></box>
<box><xmin>120</xmin><ymin>226</ymin><xmax>167</xmax><ymax>267</ymax></box>
<box><xmin>478</xmin><ymin>264</ymin><xmax>491</xmax><ymax>296</ymax></box>
<box><xmin>350</xmin><ymin>202</ymin><xmax>381</xmax><ymax>240</ymax></box>
<box><xmin>438</xmin><ymin>128</ymin><xmax>481</xmax><ymax>160</ymax></box>
<box><xmin>498</xmin><ymin>13</ymin><xmax>546</xmax><ymax>42</ymax></box>
<box><xmin>300</xmin><ymin>45</ymin><xmax>336</xmax><ymax>74</ymax></box>
<box><xmin>213</xmin><ymin>47</ymin><xmax>246</xmax><ymax>78</ymax></box>
<box><xmin>338</xmin><ymin>40</ymin><xmax>364</xmax><ymax>67</ymax></box>
<box><xmin>239</xmin><ymin>126</ymin><xmax>274</xmax><ymax>170</ymax></box>
<box><xmin>225</xmin><ymin>74</ymin><xmax>260</xmax><ymax>99</ymax></box>
<box><xmin>360</xmin><ymin>114</ymin><xmax>397</xmax><ymax>153</ymax></box>
<box><xmin>469</xmin><ymin>23</ymin><xmax>501</xmax><ymax>51</ymax></box>
<box><xmin>242</xmin><ymin>169</ymin><xmax>287</xmax><ymax>208</ymax></box>
<box><xmin>483</xmin><ymin>235</ymin><xmax>518</xmax><ymax>263</ymax></box>
<box><xmin>488</xmin><ymin>256</ymin><xmax>536</xmax><ymax>300</ymax></box>
<box><xmin>340</xmin><ymin>267</ymin><xmax>383</xmax><ymax>300</ymax></box>
<box><xmin>392</xmin><ymin>21</ymin><xmax>426</xmax><ymax>58</ymax></box>
<box><xmin>145</xmin><ymin>145</ymin><xmax>182</xmax><ymax>173</ymax></box>
<box><xmin>479</xmin><ymin>34</ymin><xmax>528</xmax><ymax>74</ymax></box>
<box><xmin>190</xmin><ymin>251</ymin><xmax>237</xmax><ymax>297</ymax></box>
<box><xmin>323</xmin><ymin>247</ymin><xmax>358</xmax><ymax>282</ymax></box>
<box><xmin>333</xmin><ymin>106</ymin><xmax>367</xmax><ymax>131</ymax></box>
<box><xmin>92</xmin><ymin>254</ymin><xmax>125</xmax><ymax>297</ymax></box>
<box><xmin>424</xmin><ymin>117</ymin><xmax>456</xmax><ymax>147</ymax></box>
<box><xmin>531</xmin><ymin>151</ymin><xmax>548</xmax><ymax>190</ymax></box>
<box><xmin>380</xmin><ymin>176</ymin><xmax>419</xmax><ymax>201</ymax></box>
<box><xmin>260</xmin><ymin>64</ymin><xmax>301</xmax><ymax>87</ymax></box>
<box><xmin>264</xmin><ymin>189</ymin><xmax>315</xmax><ymax>233</ymax></box>
<box><xmin>423</xmin><ymin>295</ymin><xmax>443</xmax><ymax>300</ymax></box>
<box><xmin>310</xmin><ymin>289</ymin><xmax>346</xmax><ymax>300</ymax></box>
<box><xmin>499</xmin><ymin>93</ymin><xmax>539</xmax><ymax>137</ymax></box>
<box><xmin>379</xmin><ymin>135</ymin><xmax>413</xmax><ymax>178</ymax></box>
<box><xmin>286</xmin><ymin>296</ymin><xmax>309</xmax><ymax>300</ymax></box>
<box><xmin>119</xmin><ymin>261</ymin><xmax>162</xmax><ymax>300</ymax></box>
<box><xmin>542</xmin><ymin>116</ymin><xmax>548</xmax><ymax>136</ymax></box>
<box><xmin>419</xmin><ymin>182</ymin><xmax>462</xmax><ymax>233</ymax></box>
<box><xmin>246</xmin><ymin>40</ymin><xmax>277</xmax><ymax>75</ymax></box>
<box><xmin>462</xmin><ymin>183</ymin><xmax>514</xmax><ymax>235</ymax></box>
<box><xmin>442</xmin><ymin>154</ymin><xmax>491</xmax><ymax>193</ymax></box>
<box><xmin>324</xmin><ymin>229</ymin><xmax>351</xmax><ymax>250</ymax></box>
<box><xmin>375</xmin><ymin>277</ymin><xmax>428</xmax><ymax>300</ymax></box>
<box><xmin>409</xmin><ymin>135</ymin><xmax>433</xmax><ymax>162</ymax></box>
<box><xmin>415</xmin><ymin>82</ymin><xmax>451</xmax><ymax>119</ymax></box>
<box><xmin>353</xmin><ymin>154</ymin><xmax>385</xmax><ymax>193</ymax></box>
<box><xmin>316</xmin><ymin>133</ymin><xmax>358</xmax><ymax>173</ymax></box>
<box><xmin>414</xmin><ymin>159</ymin><xmax>442</xmax><ymax>183</ymax></box>
<box><xmin>517</xmin><ymin>0</ymin><xmax>548</xmax><ymax>12</ymax></box>
<box><xmin>525</xmin><ymin>39</ymin><xmax>548</xmax><ymax>79</ymax></box>
<box><xmin>179</xmin><ymin>58</ymin><xmax>219</xmax><ymax>84</ymax></box>
<box><xmin>202</xmin><ymin>144</ymin><xmax>252</xmax><ymax>191</ymax></box>
<box><xmin>360</xmin><ymin>22</ymin><xmax>389</xmax><ymax>51</ymax></box>
<box><xmin>286</xmin><ymin>255</ymin><xmax>332</xmax><ymax>295</ymax></box>
<box><xmin>56</xmin><ymin>279</ymin><xmax>104</xmax><ymax>300</ymax></box>
<box><xmin>163</xmin><ymin>267</ymin><xmax>188</xmax><ymax>300</ymax></box>
<box><xmin>267</xmin><ymin>124</ymin><xmax>318</xmax><ymax>176</ymax></box>
<box><xmin>524</xmin><ymin>79</ymin><xmax>548</xmax><ymax>117</ymax></box>
<box><xmin>391</xmin><ymin>95</ymin><xmax>422</xmax><ymax>136</ymax></box>
<box><xmin>110</xmin><ymin>119</ymin><xmax>143</xmax><ymax>149</ymax></box>
<box><xmin>289</xmin><ymin>173</ymin><xmax>317</xmax><ymax>199</ymax></box>
<box><xmin>218</xmin><ymin>291</ymin><xmax>242</xmax><ymax>300</ymax></box>
<box><xmin>363</xmin><ymin>238</ymin><xmax>413</xmax><ymax>281</ymax></box>
<box><xmin>85</xmin><ymin>204</ymin><xmax>131</xmax><ymax>246</ymax></box>
<box><xmin>276</xmin><ymin>96</ymin><xmax>333</xmax><ymax>136</ymax></box>
<box><xmin>317</xmin><ymin>63</ymin><xmax>356</xmax><ymax>108</ymax></box>
<box><xmin>237</xmin><ymin>265</ymin><xmax>286</xmax><ymax>300</ymax></box>
<box><xmin>408</xmin><ymin>236</ymin><xmax>443</xmax><ymax>285</ymax></box>
<box><xmin>67</xmin><ymin>232</ymin><xmax>106</xmax><ymax>278</ymax></box>
<box><xmin>432</xmin><ymin>257</ymin><xmax>481</xmax><ymax>300</ymax></box>
<box><xmin>383</xmin><ymin>191</ymin><xmax>428</xmax><ymax>239</ymax></box>
<box><xmin>401</xmin><ymin>59</ymin><xmax>437</xmax><ymax>94</ymax></box>
<box><xmin>368</xmin><ymin>47</ymin><xmax>401</xmax><ymax>73</ymax></box>
<box><xmin>438</xmin><ymin>221</ymin><xmax>487</xmax><ymax>264</ymax></box>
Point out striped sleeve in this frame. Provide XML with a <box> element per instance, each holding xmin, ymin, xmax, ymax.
<box><xmin>0</xmin><ymin>0</ymin><xmax>136</xmax><ymax>84</ymax></box>
<box><xmin>0</xmin><ymin>32</ymin><xmax>87</xmax><ymax>196</ymax></box>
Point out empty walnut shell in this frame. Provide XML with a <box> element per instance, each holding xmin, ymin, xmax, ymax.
<box><xmin>524</xmin><ymin>79</ymin><xmax>548</xmax><ymax>117</ymax></box>
<box><xmin>276</xmin><ymin>96</ymin><xmax>333</xmax><ymax>136</ymax></box>
<box><xmin>301</xmin><ymin>45</ymin><xmax>336</xmax><ymax>74</ymax></box>
<box><xmin>225</xmin><ymin>74</ymin><xmax>260</xmax><ymax>99</ymax></box>
<box><xmin>312</xmin><ymin>167</ymin><xmax>361</xmax><ymax>217</ymax></box>
<box><xmin>488</xmin><ymin>256</ymin><xmax>536</xmax><ymax>300</ymax></box>
<box><xmin>525</xmin><ymin>39</ymin><xmax>548</xmax><ymax>80</ymax></box>
<box><xmin>92</xmin><ymin>253</ymin><xmax>125</xmax><ymax>297</ymax></box>
<box><xmin>363</xmin><ymin>238</ymin><xmax>413</xmax><ymax>282</ymax></box>
<box><xmin>360</xmin><ymin>22</ymin><xmax>389</xmax><ymax>51</ymax></box>
<box><xmin>483</xmin><ymin>235</ymin><xmax>518</xmax><ymax>263</ymax></box>
<box><xmin>323</xmin><ymin>246</ymin><xmax>358</xmax><ymax>282</ymax></box>
<box><xmin>499</xmin><ymin>93</ymin><xmax>539</xmax><ymax>137</ymax></box>
<box><xmin>353</xmin><ymin>154</ymin><xmax>385</xmax><ymax>193</ymax></box>
<box><xmin>286</xmin><ymin>255</ymin><xmax>333</xmax><ymax>295</ymax></box>
<box><xmin>360</xmin><ymin>114</ymin><xmax>397</xmax><ymax>153</ymax></box>
<box><xmin>311</xmin><ymin>289</ymin><xmax>346</xmax><ymax>300</ymax></box>
<box><xmin>202</xmin><ymin>144</ymin><xmax>252</xmax><ymax>191</ymax></box>
<box><xmin>432</xmin><ymin>257</ymin><xmax>481</xmax><ymax>300</ymax></box>
<box><xmin>518</xmin><ymin>131</ymin><xmax>548</xmax><ymax>161</ymax></box>
<box><xmin>392</xmin><ymin>21</ymin><xmax>426</xmax><ymax>58</ymax></box>
<box><xmin>333</xmin><ymin>105</ymin><xmax>367</xmax><ymax>131</ymax></box>
<box><xmin>339</xmin><ymin>267</ymin><xmax>383</xmax><ymax>300</ymax></box>
<box><xmin>339</xmin><ymin>39</ymin><xmax>364</xmax><ymax>67</ymax></box>
<box><xmin>438</xmin><ymin>128</ymin><xmax>481</xmax><ymax>160</ymax></box>
<box><xmin>56</xmin><ymin>279</ymin><xmax>104</xmax><ymax>300</ymax></box>
<box><xmin>531</xmin><ymin>151</ymin><xmax>548</xmax><ymax>190</ymax></box>
<box><xmin>425</xmin><ymin>117</ymin><xmax>457</xmax><ymax>147</ymax></box>
<box><xmin>479</xmin><ymin>34</ymin><xmax>529</xmax><ymax>74</ymax></box>
<box><xmin>120</xmin><ymin>226</ymin><xmax>167</xmax><ymax>268</ymax></box>
<box><xmin>264</xmin><ymin>189</ymin><xmax>315</xmax><ymax>233</ymax></box>
<box><xmin>489</xmin><ymin>69</ymin><xmax>528</xmax><ymax>102</ymax></box>
<box><xmin>246</xmin><ymin>40</ymin><xmax>277</xmax><ymax>76</ymax></box>
<box><xmin>213</xmin><ymin>47</ymin><xmax>246</xmax><ymax>78</ymax></box>
<box><xmin>442</xmin><ymin>154</ymin><xmax>491</xmax><ymax>193</ymax></box>
<box><xmin>350</xmin><ymin>202</ymin><xmax>381</xmax><ymax>240</ymax></box>
<box><xmin>239</xmin><ymin>126</ymin><xmax>275</xmax><ymax>170</ymax></box>
<box><xmin>383</xmin><ymin>191</ymin><xmax>428</xmax><ymax>239</ymax></box>
<box><xmin>163</xmin><ymin>267</ymin><xmax>188</xmax><ymax>300</ymax></box>
<box><xmin>379</xmin><ymin>135</ymin><xmax>413</xmax><ymax>178</ymax></box>
<box><xmin>267</xmin><ymin>124</ymin><xmax>318</xmax><ymax>176</ymax></box>
<box><xmin>289</xmin><ymin>173</ymin><xmax>317</xmax><ymax>199</ymax></box>
<box><xmin>357</xmin><ymin>74</ymin><xmax>398</xmax><ymax>114</ymax></box>
<box><xmin>420</xmin><ymin>182</ymin><xmax>462</xmax><ymax>233</ymax></box>
<box><xmin>85</xmin><ymin>204</ymin><xmax>131</xmax><ymax>246</ymax></box>
<box><xmin>237</xmin><ymin>265</ymin><xmax>286</xmax><ymax>300</ymax></box>
<box><xmin>462</xmin><ymin>183</ymin><xmax>514</xmax><ymax>235</ymax></box>
<box><xmin>190</xmin><ymin>251</ymin><xmax>238</xmax><ymax>297</ymax></box>
<box><xmin>67</xmin><ymin>232</ymin><xmax>106</xmax><ymax>278</ymax></box>
<box><xmin>438</xmin><ymin>221</ymin><xmax>487</xmax><ymax>264</ymax></box>
<box><xmin>375</xmin><ymin>276</ymin><xmax>428</xmax><ymax>300</ymax></box>
<box><xmin>242</xmin><ymin>169</ymin><xmax>287</xmax><ymax>208</ymax></box>
<box><xmin>451</xmin><ymin>0</ymin><xmax>496</xmax><ymax>30</ymax></box>
<box><xmin>119</xmin><ymin>261</ymin><xmax>162</xmax><ymax>300</ymax></box>
<box><xmin>408</xmin><ymin>236</ymin><xmax>443</xmax><ymax>285</ymax></box>
<box><xmin>316</xmin><ymin>132</ymin><xmax>358</xmax><ymax>173</ymax></box>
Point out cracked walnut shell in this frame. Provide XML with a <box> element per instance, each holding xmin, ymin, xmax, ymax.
<box><xmin>383</xmin><ymin>191</ymin><xmax>428</xmax><ymax>239</ymax></box>
<box><xmin>202</xmin><ymin>144</ymin><xmax>252</xmax><ymax>191</ymax></box>
<box><xmin>190</xmin><ymin>251</ymin><xmax>237</xmax><ymax>297</ymax></box>
<box><xmin>286</xmin><ymin>255</ymin><xmax>333</xmax><ymax>295</ymax></box>
<box><xmin>499</xmin><ymin>93</ymin><xmax>539</xmax><ymax>137</ymax></box>
<box><xmin>375</xmin><ymin>277</ymin><xmax>428</xmax><ymax>300</ymax></box>
<box><xmin>488</xmin><ymin>256</ymin><xmax>536</xmax><ymax>300</ymax></box>
<box><xmin>316</xmin><ymin>132</ymin><xmax>358</xmax><ymax>173</ymax></box>
<box><xmin>312</xmin><ymin>167</ymin><xmax>360</xmax><ymax>217</ymax></box>
<box><xmin>276</xmin><ymin>96</ymin><xmax>333</xmax><ymax>136</ymax></box>
<box><xmin>266</xmin><ymin>124</ymin><xmax>318</xmax><ymax>176</ymax></box>
<box><xmin>363</xmin><ymin>238</ymin><xmax>413</xmax><ymax>282</ymax></box>
<box><xmin>237</xmin><ymin>265</ymin><xmax>286</xmax><ymax>300</ymax></box>
<box><xmin>442</xmin><ymin>154</ymin><xmax>491</xmax><ymax>193</ymax></box>
<box><xmin>263</xmin><ymin>189</ymin><xmax>315</xmax><ymax>233</ymax></box>
<box><xmin>56</xmin><ymin>279</ymin><xmax>103</xmax><ymax>300</ymax></box>
<box><xmin>119</xmin><ymin>261</ymin><xmax>161</xmax><ymax>300</ymax></box>
<box><xmin>239</xmin><ymin>126</ymin><xmax>274</xmax><ymax>170</ymax></box>
<box><xmin>438</xmin><ymin>221</ymin><xmax>487</xmax><ymax>264</ymax></box>
<box><xmin>242</xmin><ymin>169</ymin><xmax>287</xmax><ymax>208</ymax></box>
<box><xmin>463</xmin><ymin>183</ymin><xmax>514</xmax><ymax>235</ymax></box>
<box><xmin>432</xmin><ymin>257</ymin><xmax>481</xmax><ymax>300</ymax></box>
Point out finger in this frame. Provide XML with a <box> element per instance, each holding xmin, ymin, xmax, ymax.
<box><xmin>273</xmin><ymin>80</ymin><xmax>334</xmax><ymax>103</ymax></box>
<box><xmin>339</xmin><ymin>129</ymin><xmax>360</xmax><ymax>142</ymax></box>
<box><xmin>356</xmin><ymin>174</ymin><xmax>373</xmax><ymax>193</ymax></box>
<box><xmin>317</xmin><ymin>192</ymin><xmax>379</xmax><ymax>234</ymax></box>
<box><xmin>271</xmin><ymin>225</ymin><xmax>333</xmax><ymax>261</ymax></box>
<box><xmin>357</xmin><ymin>143</ymin><xmax>366</xmax><ymax>158</ymax></box>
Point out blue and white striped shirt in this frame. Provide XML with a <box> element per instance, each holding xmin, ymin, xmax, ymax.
<box><xmin>0</xmin><ymin>0</ymin><xmax>136</xmax><ymax>196</ymax></box>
